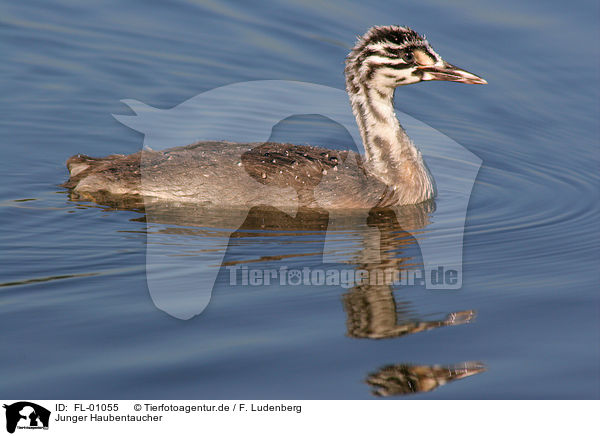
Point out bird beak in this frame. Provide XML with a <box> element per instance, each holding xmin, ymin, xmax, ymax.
<box><xmin>418</xmin><ymin>62</ymin><xmax>487</xmax><ymax>85</ymax></box>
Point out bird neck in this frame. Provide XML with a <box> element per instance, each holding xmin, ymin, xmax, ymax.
<box><xmin>345</xmin><ymin>79</ymin><xmax>436</xmax><ymax>204</ymax></box>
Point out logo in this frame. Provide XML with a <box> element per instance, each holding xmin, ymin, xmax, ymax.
<box><xmin>3</xmin><ymin>402</ymin><xmax>50</xmax><ymax>434</ymax></box>
<box><xmin>113</xmin><ymin>80</ymin><xmax>481</xmax><ymax>319</ymax></box>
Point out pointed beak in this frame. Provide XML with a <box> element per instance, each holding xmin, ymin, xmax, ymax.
<box><xmin>418</xmin><ymin>62</ymin><xmax>487</xmax><ymax>85</ymax></box>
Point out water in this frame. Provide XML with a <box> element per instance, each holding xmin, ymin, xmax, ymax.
<box><xmin>1</xmin><ymin>0</ymin><xmax>598</xmax><ymax>399</ymax></box>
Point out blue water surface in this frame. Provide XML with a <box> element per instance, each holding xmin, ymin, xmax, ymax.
<box><xmin>1</xmin><ymin>0</ymin><xmax>598</xmax><ymax>399</ymax></box>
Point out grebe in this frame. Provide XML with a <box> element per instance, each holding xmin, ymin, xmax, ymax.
<box><xmin>63</xmin><ymin>25</ymin><xmax>486</xmax><ymax>208</ymax></box>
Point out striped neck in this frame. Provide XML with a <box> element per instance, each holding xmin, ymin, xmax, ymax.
<box><xmin>344</xmin><ymin>68</ymin><xmax>436</xmax><ymax>204</ymax></box>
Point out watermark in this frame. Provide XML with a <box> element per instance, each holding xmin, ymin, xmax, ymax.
<box><xmin>113</xmin><ymin>80</ymin><xmax>481</xmax><ymax>319</ymax></box>
<box><xmin>226</xmin><ymin>265</ymin><xmax>458</xmax><ymax>288</ymax></box>
<box><xmin>3</xmin><ymin>402</ymin><xmax>50</xmax><ymax>434</ymax></box>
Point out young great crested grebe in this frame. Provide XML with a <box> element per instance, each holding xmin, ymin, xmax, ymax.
<box><xmin>63</xmin><ymin>26</ymin><xmax>486</xmax><ymax>209</ymax></box>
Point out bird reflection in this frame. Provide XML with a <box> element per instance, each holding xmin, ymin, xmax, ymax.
<box><xmin>337</xmin><ymin>206</ymin><xmax>484</xmax><ymax>395</ymax></box>
<box><xmin>367</xmin><ymin>362</ymin><xmax>486</xmax><ymax>397</ymax></box>
<box><xmin>64</xmin><ymin>192</ymin><xmax>484</xmax><ymax>396</ymax></box>
<box><xmin>343</xmin><ymin>206</ymin><xmax>476</xmax><ymax>340</ymax></box>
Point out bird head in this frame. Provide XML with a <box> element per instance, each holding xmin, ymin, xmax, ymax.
<box><xmin>346</xmin><ymin>25</ymin><xmax>487</xmax><ymax>91</ymax></box>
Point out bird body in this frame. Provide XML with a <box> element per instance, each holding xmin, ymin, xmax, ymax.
<box><xmin>65</xmin><ymin>141</ymin><xmax>394</xmax><ymax>208</ymax></box>
<box><xmin>63</xmin><ymin>25</ymin><xmax>485</xmax><ymax>209</ymax></box>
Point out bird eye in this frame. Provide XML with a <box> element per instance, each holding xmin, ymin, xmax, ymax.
<box><xmin>402</xmin><ymin>51</ymin><xmax>414</xmax><ymax>63</ymax></box>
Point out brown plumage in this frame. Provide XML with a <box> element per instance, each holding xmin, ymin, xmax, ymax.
<box><xmin>63</xmin><ymin>141</ymin><xmax>396</xmax><ymax>209</ymax></box>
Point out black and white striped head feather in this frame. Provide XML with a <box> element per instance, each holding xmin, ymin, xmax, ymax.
<box><xmin>345</xmin><ymin>25</ymin><xmax>487</xmax><ymax>92</ymax></box>
<box><xmin>346</xmin><ymin>25</ymin><xmax>443</xmax><ymax>90</ymax></box>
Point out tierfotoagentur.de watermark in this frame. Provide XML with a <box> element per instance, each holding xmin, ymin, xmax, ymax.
<box><xmin>227</xmin><ymin>265</ymin><xmax>459</xmax><ymax>288</ymax></box>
